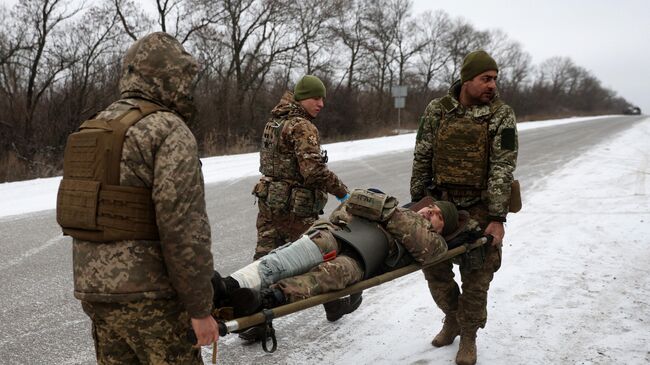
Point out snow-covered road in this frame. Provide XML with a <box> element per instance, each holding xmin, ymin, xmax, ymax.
<box><xmin>0</xmin><ymin>114</ymin><xmax>648</xmax><ymax>364</ymax></box>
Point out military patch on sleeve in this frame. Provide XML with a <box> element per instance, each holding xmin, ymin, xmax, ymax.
<box><xmin>308</xmin><ymin>135</ymin><xmax>318</xmax><ymax>146</ymax></box>
<box><xmin>501</xmin><ymin>128</ymin><xmax>516</xmax><ymax>150</ymax></box>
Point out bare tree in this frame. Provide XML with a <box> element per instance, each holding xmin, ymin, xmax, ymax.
<box><xmin>329</xmin><ymin>0</ymin><xmax>367</xmax><ymax>90</ymax></box>
<box><xmin>154</xmin><ymin>0</ymin><xmax>225</xmax><ymax>44</ymax></box>
<box><xmin>290</xmin><ymin>0</ymin><xmax>337</xmax><ymax>75</ymax></box>
<box><xmin>439</xmin><ymin>17</ymin><xmax>489</xmax><ymax>84</ymax></box>
<box><xmin>360</xmin><ymin>0</ymin><xmax>398</xmax><ymax>94</ymax></box>
<box><xmin>485</xmin><ymin>29</ymin><xmax>532</xmax><ymax>96</ymax></box>
<box><xmin>390</xmin><ymin>0</ymin><xmax>424</xmax><ymax>86</ymax></box>
<box><xmin>64</xmin><ymin>2</ymin><xmax>125</xmax><ymax>121</ymax></box>
<box><xmin>11</xmin><ymin>0</ymin><xmax>81</xmax><ymax>139</ymax></box>
<box><xmin>414</xmin><ymin>10</ymin><xmax>452</xmax><ymax>91</ymax></box>
<box><xmin>536</xmin><ymin>56</ymin><xmax>577</xmax><ymax>94</ymax></box>
<box><xmin>112</xmin><ymin>0</ymin><xmax>155</xmax><ymax>41</ymax></box>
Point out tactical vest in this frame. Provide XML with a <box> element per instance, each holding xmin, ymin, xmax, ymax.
<box><xmin>330</xmin><ymin>189</ymin><xmax>397</xmax><ymax>278</ymax></box>
<box><xmin>56</xmin><ymin>100</ymin><xmax>167</xmax><ymax>242</ymax></box>
<box><xmin>433</xmin><ymin>96</ymin><xmax>504</xmax><ymax>194</ymax></box>
<box><xmin>259</xmin><ymin>119</ymin><xmax>302</xmax><ymax>181</ymax></box>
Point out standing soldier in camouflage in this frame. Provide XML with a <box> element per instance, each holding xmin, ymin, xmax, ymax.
<box><xmin>244</xmin><ymin>75</ymin><xmax>349</xmax><ymax>340</ymax></box>
<box><xmin>56</xmin><ymin>33</ymin><xmax>218</xmax><ymax>363</ymax></box>
<box><xmin>410</xmin><ymin>50</ymin><xmax>518</xmax><ymax>365</ymax></box>
<box><xmin>253</xmin><ymin>75</ymin><xmax>350</xmax><ymax>260</ymax></box>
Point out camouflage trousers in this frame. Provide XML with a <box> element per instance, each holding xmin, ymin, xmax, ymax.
<box><xmin>422</xmin><ymin>202</ymin><xmax>502</xmax><ymax>330</ymax></box>
<box><xmin>272</xmin><ymin>229</ymin><xmax>364</xmax><ymax>302</ymax></box>
<box><xmin>254</xmin><ymin>199</ymin><xmax>316</xmax><ymax>260</ymax></box>
<box><xmin>81</xmin><ymin>298</ymin><xmax>202</xmax><ymax>365</ymax></box>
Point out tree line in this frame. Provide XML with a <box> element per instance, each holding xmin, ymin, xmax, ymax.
<box><xmin>0</xmin><ymin>0</ymin><xmax>632</xmax><ymax>182</ymax></box>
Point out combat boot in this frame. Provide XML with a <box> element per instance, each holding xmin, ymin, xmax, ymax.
<box><xmin>229</xmin><ymin>287</ymin><xmax>286</xmax><ymax>319</ymax></box>
<box><xmin>237</xmin><ymin>288</ymin><xmax>285</xmax><ymax>343</ymax></box>
<box><xmin>323</xmin><ymin>292</ymin><xmax>363</xmax><ymax>322</ymax></box>
<box><xmin>431</xmin><ymin>312</ymin><xmax>460</xmax><ymax>347</ymax></box>
<box><xmin>455</xmin><ymin>328</ymin><xmax>478</xmax><ymax>365</ymax></box>
<box><xmin>211</xmin><ymin>270</ymin><xmax>240</xmax><ymax>308</ymax></box>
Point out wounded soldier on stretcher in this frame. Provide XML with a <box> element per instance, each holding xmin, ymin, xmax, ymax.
<box><xmin>212</xmin><ymin>188</ymin><xmax>483</xmax><ymax>325</ymax></box>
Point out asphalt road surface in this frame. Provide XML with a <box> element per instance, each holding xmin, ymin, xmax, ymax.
<box><xmin>0</xmin><ymin>115</ymin><xmax>645</xmax><ymax>364</ymax></box>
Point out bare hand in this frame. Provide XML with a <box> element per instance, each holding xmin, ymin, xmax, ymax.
<box><xmin>191</xmin><ymin>316</ymin><xmax>219</xmax><ymax>346</ymax></box>
<box><xmin>484</xmin><ymin>221</ymin><xmax>505</xmax><ymax>247</ymax></box>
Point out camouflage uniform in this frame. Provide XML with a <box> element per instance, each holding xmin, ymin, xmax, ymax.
<box><xmin>273</xmin><ymin>202</ymin><xmax>450</xmax><ymax>302</ymax></box>
<box><xmin>253</xmin><ymin>91</ymin><xmax>348</xmax><ymax>260</ymax></box>
<box><xmin>69</xmin><ymin>33</ymin><xmax>213</xmax><ymax>364</ymax></box>
<box><xmin>410</xmin><ymin>80</ymin><xmax>518</xmax><ymax>331</ymax></box>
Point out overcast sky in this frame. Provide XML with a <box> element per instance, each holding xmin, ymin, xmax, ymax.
<box><xmin>3</xmin><ymin>0</ymin><xmax>647</xmax><ymax>113</ymax></box>
<box><xmin>412</xmin><ymin>0</ymin><xmax>649</xmax><ymax>113</ymax></box>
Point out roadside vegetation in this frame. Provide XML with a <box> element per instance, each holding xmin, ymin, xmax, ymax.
<box><xmin>0</xmin><ymin>0</ymin><xmax>631</xmax><ymax>182</ymax></box>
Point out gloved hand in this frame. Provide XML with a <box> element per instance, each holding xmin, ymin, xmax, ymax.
<box><xmin>336</xmin><ymin>193</ymin><xmax>350</xmax><ymax>203</ymax></box>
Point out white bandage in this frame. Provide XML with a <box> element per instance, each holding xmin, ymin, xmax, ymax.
<box><xmin>230</xmin><ymin>260</ymin><xmax>262</xmax><ymax>290</ymax></box>
<box><xmin>258</xmin><ymin>235</ymin><xmax>324</xmax><ymax>288</ymax></box>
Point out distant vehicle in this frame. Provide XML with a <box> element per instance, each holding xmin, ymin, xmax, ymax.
<box><xmin>623</xmin><ymin>106</ymin><xmax>641</xmax><ymax>115</ymax></box>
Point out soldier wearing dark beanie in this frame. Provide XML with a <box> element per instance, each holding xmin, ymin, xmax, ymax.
<box><xmin>294</xmin><ymin>75</ymin><xmax>326</xmax><ymax>101</ymax></box>
<box><xmin>410</xmin><ymin>47</ymin><xmax>518</xmax><ymax>365</ymax></box>
<box><xmin>460</xmin><ymin>50</ymin><xmax>499</xmax><ymax>84</ymax></box>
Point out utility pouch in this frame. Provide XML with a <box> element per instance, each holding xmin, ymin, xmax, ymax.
<box><xmin>57</xmin><ymin>179</ymin><xmax>101</xmax><ymax>230</ymax></box>
<box><xmin>509</xmin><ymin>180</ymin><xmax>522</xmax><ymax>213</ymax></box>
<box><xmin>252</xmin><ymin>179</ymin><xmax>270</xmax><ymax>200</ymax></box>
<box><xmin>456</xmin><ymin>245</ymin><xmax>486</xmax><ymax>271</ymax></box>
<box><xmin>290</xmin><ymin>187</ymin><xmax>325</xmax><ymax>217</ymax></box>
<box><xmin>266</xmin><ymin>181</ymin><xmax>291</xmax><ymax>210</ymax></box>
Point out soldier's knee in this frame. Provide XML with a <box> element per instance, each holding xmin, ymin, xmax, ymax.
<box><xmin>423</xmin><ymin>264</ymin><xmax>454</xmax><ymax>282</ymax></box>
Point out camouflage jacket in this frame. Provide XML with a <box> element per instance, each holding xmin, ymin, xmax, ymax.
<box><xmin>72</xmin><ymin>33</ymin><xmax>214</xmax><ymax>318</ymax></box>
<box><xmin>410</xmin><ymin>81</ymin><xmax>518</xmax><ymax>221</ymax></box>
<box><xmin>261</xmin><ymin>91</ymin><xmax>348</xmax><ymax>197</ymax></box>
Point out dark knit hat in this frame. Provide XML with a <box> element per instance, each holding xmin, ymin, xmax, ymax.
<box><xmin>294</xmin><ymin>75</ymin><xmax>326</xmax><ymax>101</ymax></box>
<box><xmin>432</xmin><ymin>201</ymin><xmax>459</xmax><ymax>237</ymax></box>
<box><xmin>460</xmin><ymin>50</ymin><xmax>499</xmax><ymax>83</ymax></box>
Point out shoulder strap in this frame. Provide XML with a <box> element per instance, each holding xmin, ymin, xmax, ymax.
<box><xmin>106</xmin><ymin>101</ymin><xmax>168</xmax><ymax>185</ymax></box>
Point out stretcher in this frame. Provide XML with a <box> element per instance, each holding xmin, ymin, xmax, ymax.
<box><xmin>213</xmin><ymin>235</ymin><xmax>490</xmax><ymax>354</ymax></box>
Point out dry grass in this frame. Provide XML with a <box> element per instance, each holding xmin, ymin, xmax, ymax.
<box><xmin>0</xmin><ymin>150</ymin><xmax>62</xmax><ymax>183</ymax></box>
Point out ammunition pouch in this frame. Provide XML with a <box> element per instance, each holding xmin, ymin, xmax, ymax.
<box><xmin>252</xmin><ymin>178</ymin><xmax>270</xmax><ymax>200</ymax></box>
<box><xmin>253</xmin><ymin>178</ymin><xmax>325</xmax><ymax>216</ymax></box>
<box><xmin>57</xmin><ymin>179</ymin><xmax>158</xmax><ymax>241</ymax></box>
<box><xmin>290</xmin><ymin>187</ymin><xmax>327</xmax><ymax>217</ymax></box>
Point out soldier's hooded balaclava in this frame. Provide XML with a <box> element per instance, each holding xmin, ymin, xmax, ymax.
<box><xmin>119</xmin><ymin>32</ymin><xmax>199</xmax><ymax>120</ymax></box>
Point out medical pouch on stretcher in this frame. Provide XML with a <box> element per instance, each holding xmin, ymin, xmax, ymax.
<box><xmin>346</xmin><ymin>188</ymin><xmax>398</xmax><ymax>222</ymax></box>
<box><xmin>56</xmin><ymin>100</ymin><xmax>166</xmax><ymax>242</ymax></box>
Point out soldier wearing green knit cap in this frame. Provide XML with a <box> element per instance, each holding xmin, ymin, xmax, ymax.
<box><xmin>410</xmin><ymin>49</ymin><xmax>519</xmax><ymax>365</ymax></box>
<box><xmin>245</xmin><ymin>74</ymin><xmax>349</xmax><ymax>342</ymax></box>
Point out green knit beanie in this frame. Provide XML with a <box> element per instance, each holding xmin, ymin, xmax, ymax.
<box><xmin>294</xmin><ymin>75</ymin><xmax>326</xmax><ymax>101</ymax></box>
<box><xmin>432</xmin><ymin>201</ymin><xmax>459</xmax><ymax>236</ymax></box>
<box><xmin>460</xmin><ymin>50</ymin><xmax>499</xmax><ymax>83</ymax></box>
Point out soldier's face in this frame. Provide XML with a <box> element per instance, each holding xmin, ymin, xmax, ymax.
<box><xmin>299</xmin><ymin>97</ymin><xmax>325</xmax><ymax>117</ymax></box>
<box><xmin>417</xmin><ymin>206</ymin><xmax>444</xmax><ymax>234</ymax></box>
<box><xmin>464</xmin><ymin>70</ymin><xmax>498</xmax><ymax>105</ymax></box>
